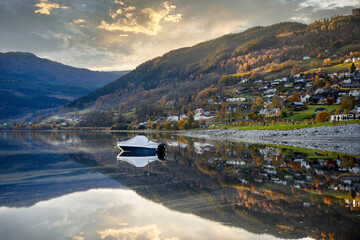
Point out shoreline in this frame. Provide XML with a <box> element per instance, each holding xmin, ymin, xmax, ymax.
<box><xmin>181</xmin><ymin>123</ymin><xmax>360</xmax><ymax>155</ymax></box>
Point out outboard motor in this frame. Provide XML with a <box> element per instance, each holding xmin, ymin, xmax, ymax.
<box><xmin>157</xmin><ymin>143</ymin><xmax>166</xmax><ymax>160</ymax></box>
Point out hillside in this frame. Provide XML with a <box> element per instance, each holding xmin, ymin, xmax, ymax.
<box><xmin>0</xmin><ymin>52</ymin><xmax>128</xmax><ymax>120</ymax></box>
<box><xmin>64</xmin><ymin>13</ymin><xmax>360</xmax><ymax>124</ymax></box>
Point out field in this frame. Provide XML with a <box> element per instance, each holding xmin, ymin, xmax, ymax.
<box><xmin>223</xmin><ymin>120</ymin><xmax>359</xmax><ymax>131</ymax></box>
<box><xmin>284</xmin><ymin>104</ymin><xmax>339</xmax><ymax>120</ymax></box>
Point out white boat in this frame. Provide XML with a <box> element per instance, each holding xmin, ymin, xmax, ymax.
<box><xmin>117</xmin><ymin>135</ymin><xmax>159</xmax><ymax>155</ymax></box>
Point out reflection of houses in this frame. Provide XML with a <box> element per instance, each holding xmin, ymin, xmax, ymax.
<box><xmin>194</xmin><ymin>142</ymin><xmax>215</xmax><ymax>154</ymax></box>
<box><xmin>167</xmin><ymin>140</ymin><xmax>187</xmax><ymax>149</ymax></box>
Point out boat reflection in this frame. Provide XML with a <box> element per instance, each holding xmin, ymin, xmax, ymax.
<box><xmin>116</xmin><ymin>151</ymin><xmax>163</xmax><ymax>168</ymax></box>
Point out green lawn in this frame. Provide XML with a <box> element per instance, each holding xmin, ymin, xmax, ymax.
<box><xmin>223</xmin><ymin>120</ymin><xmax>359</xmax><ymax>131</ymax></box>
<box><xmin>284</xmin><ymin>104</ymin><xmax>339</xmax><ymax>120</ymax></box>
<box><xmin>305</xmin><ymin>63</ymin><xmax>352</xmax><ymax>74</ymax></box>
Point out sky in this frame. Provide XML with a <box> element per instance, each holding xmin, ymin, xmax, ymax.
<box><xmin>0</xmin><ymin>0</ymin><xmax>359</xmax><ymax>71</ymax></box>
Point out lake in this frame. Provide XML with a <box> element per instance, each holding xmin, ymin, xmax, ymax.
<box><xmin>0</xmin><ymin>131</ymin><xmax>359</xmax><ymax>240</ymax></box>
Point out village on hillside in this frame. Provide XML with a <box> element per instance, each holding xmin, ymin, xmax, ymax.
<box><xmin>2</xmin><ymin>59</ymin><xmax>360</xmax><ymax>130</ymax></box>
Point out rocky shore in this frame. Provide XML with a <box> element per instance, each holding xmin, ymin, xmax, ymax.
<box><xmin>181</xmin><ymin>124</ymin><xmax>360</xmax><ymax>155</ymax></box>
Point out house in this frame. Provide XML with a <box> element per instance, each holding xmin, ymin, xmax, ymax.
<box><xmin>301</xmin><ymin>94</ymin><xmax>310</xmax><ymax>103</ymax></box>
<box><xmin>343</xmin><ymin>79</ymin><xmax>352</xmax><ymax>84</ymax></box>
<box><xmin>349</xmin><ymin>90</ymin><xmax>360</xmax><ymax>97</ymax></box>
<box><xmin>167</xmin><ymin>116</ymin><xmax>179</xmax><ymax>123</ymax></box>
<box><xmin>290</xmin><ymin>102</ymin><xmax>305</xmax><ymax>110</ymax></box>
<box><xmin>330</xmin><ymin>109</ymin><xmax>356</xmax><ymax>122</ymax></box>
<box><xmin>194</xmin><ymin>108</ymin><xmax>214</xmax><ymax>121</ymax></box>
<box><xmin>303</xmin><ymin>56</ymin><xmax>311</xmax><ymax>60</ymax></box>
<box><xmin>226</xmin><ymin>97</ymin><xmax>246</xmax><ymax>102</ymax></box>
<box><xmin>259</xmin><ymin>108</ymin><xmax>281</xmax><ymax>117</ymax></box>
<box><xmin>314</xmin><ymin>107</ymin><xmax>328</xmax><ymax>116</ymax></box>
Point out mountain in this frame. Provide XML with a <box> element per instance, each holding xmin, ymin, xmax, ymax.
<box><xmin>67</xmin><ymin>13</ymin><xmax>360</xmax><ymax>120</ymax></box>
<box><xmin>0</xmin><ymin>52</ymin><xmax>129</xmax><ymax>121</ymax></box>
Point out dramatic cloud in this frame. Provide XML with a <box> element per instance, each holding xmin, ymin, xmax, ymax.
<box><xmin>1</xmin><ymin>0</ymin><xmax>359</xmax><ymax>71</ymax></box>
<box><xmin>98</xmin><ymin>1</ymin><xmax>182</xmax><ymax>36</ymax></box>
<box><xmin>299</xmin><ymin>0</ymin><xmax>360</xmax><ymax>10</ymax></box>
<box><xmin>34</xmin><ymin>0</ymin><xmax>68</xmax><ymax>15</ymax></box>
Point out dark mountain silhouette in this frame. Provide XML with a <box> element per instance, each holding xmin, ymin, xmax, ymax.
<box><xmin>0</xmin><ymin>52</ymin><xmax>128</xmax><ymax>120</ymax></box>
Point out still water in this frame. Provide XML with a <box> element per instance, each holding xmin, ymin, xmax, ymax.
<box><xmin>0</xmin><ymin>131</ymin><xmax>359</xmax><ymax>240</ymax></box>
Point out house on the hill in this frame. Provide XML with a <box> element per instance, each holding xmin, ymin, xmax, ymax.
<box><xmin>314</xmin><ymin>108</ymin><xmax>328</xmax><ymax>116</ymax></box>
<box><xmin>290</xmin><ymin>102</ymin><xmax>305</xmax><ymax>110</ymax></box>
<box><xmin>259</xmin><ymin>108</ymin><xmax>281</xmax><ymax>117</ymax></box>
<box><xmin>330</xmin><ymin>109</ymin><xmax>357</xmax><ymax>122</ymax></box>
<box><xmin>301</xmin><ymin>94</ymin><xmax>310</xmax><ymax>103</ymax></box>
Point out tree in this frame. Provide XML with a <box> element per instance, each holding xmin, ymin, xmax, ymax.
<box><xmin>322</xmin><ymin>58</ymin><xmax>332</xmax><ymax>67</ymax></box>
<box><xmin>272</xmin><ymin>96</ymin><xmax>283</xmax><ymax>108</ymax></box>
<box><xmin>316</xmin><ymin>111</ymin><xmax>330</xmax><ymax>123</ymax></box>
<box><xmin>350</xmin><ymin>63</ymin><xmax>356</xmax><ymax>73</ymax></box>
<box><xmin>290</xmin><ymin>92</ymin><xmax>300</xmax><ymax>103</ymax></box>
<box><xmin>340</xmin><ymin>95</ymin><xmax>356</xmax><ymax>110</ymax></box>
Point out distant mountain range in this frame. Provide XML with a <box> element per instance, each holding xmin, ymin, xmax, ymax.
<box><xmin>65</xmin><ymin>12</ymin><xmax>360</xmax><ymax>117</ymax></box>
<box><xmin>0</xmin><ymin>52</ymin><xmax>128</xmax><ymax>121</ymax></box>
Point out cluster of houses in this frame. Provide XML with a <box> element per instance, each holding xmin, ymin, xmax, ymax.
<box><xmin>206</xmin><ymin>69</ymin><xmax>360</xmax><ymax>119</ymax></box>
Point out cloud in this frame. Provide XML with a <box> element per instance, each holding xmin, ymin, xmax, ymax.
<box><xmin>98</xmin><ymin>1</ymin><xmax>182</xmax><ymax>36</ymax></box>
<box><xmin>72</xmin><ymin>19</ymin><xmax>85</xmax><ymax>24</ymax></box>
<box><xmin>34</xmin><ymin>0</ymin><xmax>69</xmax><ymax>15</ymax></box>
<box><xmin>2</xmin><ymin>0</ymin><xmax>360</xmax><ymax>71</ymax></box>
<box><xmin>299</xmin><ymin>0</ymin><xmax>360</xmax><ymax>10</ymax></box>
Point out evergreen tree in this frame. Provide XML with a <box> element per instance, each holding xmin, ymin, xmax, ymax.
<box><xmin>350</xmin><ymin>63</ymin><xmax>356</xmax><ymax>73</ymax></box>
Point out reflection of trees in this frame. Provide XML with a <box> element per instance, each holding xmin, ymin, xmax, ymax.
<box><xmin>3</xmin><ymin>131</ymin><xmax>359</xmax><ymax>240</ymax></box>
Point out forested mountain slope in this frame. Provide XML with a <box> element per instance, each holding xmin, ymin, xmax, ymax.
<box><xmin>66</xmin><ymin>13</ymin><xmax>360</xmax><ymax>116</ymax></box>
<box><xmin>0</xmin><ymin>52</ymin><xmax>128</xmax><ymax>120</ymax></box>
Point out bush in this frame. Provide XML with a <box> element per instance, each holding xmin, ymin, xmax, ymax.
<box><xmin>315</xmin><ymin>111</ymin><xmax>330</xmax><ymax>123</ymax></box>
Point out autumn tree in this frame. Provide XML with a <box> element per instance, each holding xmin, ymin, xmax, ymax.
<box><xmin>322</xmin><ymin>58</ymin><xmax>332</xmax><ymax>67</ymax></box>
<box><xmin>272</xmin><ymin>96</ymin><xmax>283</xmax><ymax>109</ymax></box>
<box><xmin>310</xmin><ymin>61</ymin><xmax>318</xmax><ymax>68</ymax></box>
<box><xmin>316</xmin><ymin>111</ymin><xmax>330</xmax><ymax>123</ymax></box>
<box><xmin>340</xmin><ymin>95</ymin><xmax>356</xmax><ymax>110</ymax></box>
<box><xmin>290</xmin><ymin>92</ymin><xmax>300</xmax><ymax>103</ymax></box>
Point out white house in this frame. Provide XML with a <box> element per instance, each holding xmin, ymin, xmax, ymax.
<box><xmin>301</xmin><ymin>94</ymin><xmax>310</xmax><ymax>103</ymax></box>
<box><xmin>259</xmin><ymin>108</ymin><xmax>281</xmax><ymax>117</ymax></box>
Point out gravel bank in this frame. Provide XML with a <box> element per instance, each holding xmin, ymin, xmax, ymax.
<box><xmin>181</xmin><ymin>124</ymin><xmax>360</xmax><ymax>155</ymax></box>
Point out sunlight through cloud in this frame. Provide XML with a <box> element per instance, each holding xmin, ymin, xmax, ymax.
<box><xmin>98</xmin><ymin>1</ymin><xmax>182</xmax><ymax>36</ymax></box>
<box><xmin>34</xmin><ymin>0</ymin><xmax>68</xmax><ymax>15</ymax></box>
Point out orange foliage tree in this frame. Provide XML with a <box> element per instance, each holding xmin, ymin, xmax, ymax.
<box><xmin>316</xmin><ymin>111</ymin><xmax>330</xmax><ymax>123</ymax></box>
<box><xmin>290</xmin><ymin>92</ymin><xmax>300</xmax><ymax>103</ymax></box>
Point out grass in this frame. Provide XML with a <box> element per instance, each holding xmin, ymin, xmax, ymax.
<box><xmin>305</xmin><ymin>63</ymin><xmax>352</xmax><ymax>74</ymax></box>
<box><xmin>223</xmin><ymin>120</ymin><xmax>359</xmax><ymax>131</ymax></box>
<box><xmin>284</xmin><ymin>104</ymin><xmax>339</xmax><ymax>120</ymax></box>
<box><xmin>338</xmin><ymin>42</ymin><xmax>360</xmax><ymax>53</ymax></box>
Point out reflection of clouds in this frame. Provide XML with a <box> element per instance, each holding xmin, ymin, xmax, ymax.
<box><xmin>98</xmin><ymin>224</ymin><xmax>173</xmax><ymax>240</ymax></box>
<box><xmin>0</xmin><ymin>189</ymin><xmax>293</xmax><ymax>240</ymax></box>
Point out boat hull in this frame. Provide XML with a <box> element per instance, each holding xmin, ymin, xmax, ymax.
<box><xmin>118</xmin><ymin>146</ymin><xmax>157</xmax><ymax>156</ymax></box>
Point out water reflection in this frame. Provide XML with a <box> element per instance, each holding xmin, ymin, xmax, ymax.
<box><xmin>0</xmin><ymin>131</ymin><xmax>359</xmax><ymax>240</ymax></box>
<box><xmin>0</xmin><ymin>189</ymin><xmax>289</xmax><ymax>240</ymax></box>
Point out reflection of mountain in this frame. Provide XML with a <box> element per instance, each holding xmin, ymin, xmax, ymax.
<box><xmin>1</xmin><ymin>131</ymin><xmax>359</xmax><ymax>240</ymax></box>
<box><xmin>0</xmin><ymin>132</ymin><xmax>122</xmax><ymax>208</ymax></box>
